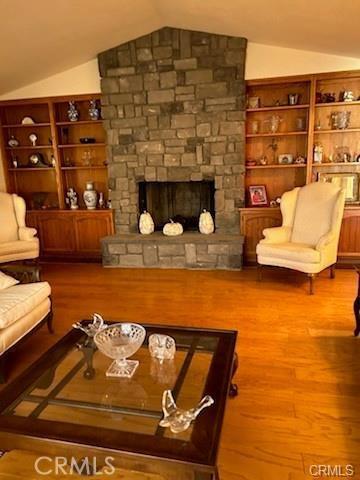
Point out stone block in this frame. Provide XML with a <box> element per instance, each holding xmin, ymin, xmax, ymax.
<box><xmin>186</xmin><ymin>69</ymin><xmax>213</xmax><ymax>85</ymax></box>
<box><xmin>153</xmin><ymin>46</ymin><xmax>173</xmax><ymax>59</ymax></box>
<box><xmin>109</xmin><ymin>93</ymin><xmax>133</xmax><ymax>105</ymax></box>
<box><xmin>206</xmin><ymin>96</ymin><xmax>237</xmax><ymax>105</ymax></box>
<box><xmin>108</xmin><ymin>243</ymin><xmax>126</xmax><ymax>254</ymax></box>
<box><xmin>160</xmin><ymin>71</ymin><xmax>177</xmax><ymax>88</ymax></box>
<box><xmin>171</xmin><ymin>114</ymin><xmax>195</xmax><ymax>129</ymax></box>
<box><xmin>196</xmin><ymin>82</ymin><xmax>228</xmax><ymax>99</ymax></box>
<box><xmin>208</xmin><ymin>244</ymin><xmax>229</xmax><ymax>255</ymax></box>
<box><xmin>148</xmin><ymin>89</ymin><xmax>175</xmax><ymax>104</ymax></box>
<box><xmin>185</xmin><ymin>243</ymin><xmax>197</xmax><ymax>264</ymax></box>
<box><xmin>110</xmin><ymin>163</ymin><xmax>127</xmax><ymax>177</ymax></box>
<box><xmin>102</xmin><ymin>254</ymin><xmax>119</xmax><ymax>266</ymax></box>
<box><xmin>225</xmin><ymin>49</ymin><xmax>245</xmax><ymax>65</ymax></box>
<box><xmin>210</xmin><ymin>142</ymin><xmax>226</xmax><ymax>155</ymax></box>
<box><xmin>176</xmin><ymin>94</ymin><xmax>195</xmax><ymax>102</ymax></box>
<box><xmin>210</xmin><ymin>155</ymin><xmax>223</xmax><ymax>165</ymax></box>
<box><xmin>143</xmin><ymin>105</ymin><xmax>160</xmax><ymax>116</ymax></box>
<box><xmin>158</xmin><ymin>257</ymin><xmax>173</xmax><ymax>268</ymax></box>
<box><xmin>176</xmin><ymin>86</ymin><xmax>194</xmax><ymax>94</ymax></box>
<box><xmin>118</xmin><ymin>50</ymin><xmax>131</xmax><ymax>66</ymax></box>
<box><xmin>119</xmin><ymin>255</ymin><xmax>144</xmax><ymax>267</ymax></box>
<box><xmin>149</xmin><ymin>129</ymin><xmax>176</xmax><ymax>140</ymax></box>
<box><xmin>135</xmin><ymin>141</ymin><xmax>164</xmax><ymax>154</ymax></box>
<box><xmin>145</xmin><ymin>166</ymin><xmax>157</xmax><ymax>181</ymax></box>
<box><xmin>143</xmin><ymin>245</ymin><xmax>158</xmax><ymax>266</ymax></box>
<box><xmin>183</xmin><ymin>100</ymin><xmax>204</xmax><ymax>114</ymax></box>
<box><xmin>101</xmin><ymin>105</ymin><xmax>117</xmax><ymax>120</ymax></box>
<box><xmin>137</xmin><ymin>48</ymin><xmax>153</xmax><ymax>62</ymax></box>
<box><xmin>148</xmin><ymin>116</ymin><xmax>158</xmax><ymax>129</ymax></box>
<box><xmin>196</xmin><ymin>253</ymin><xmax>217</xmax><ymax>264</ymax></box>
<box><xmin>196</xmin><ymin>145</ymin><xmax>203</xmax><ymax>164</ymax></box>
<box><xmin>157</xmin><ymin>167</ymin><xmax>167</xmax><ymax>181</ymax></box>
<box><xmin>147</xmin><ymin>154</ymin><xmax>163</xmax><ymax>166</ymax></box>
<box><xmin>177</xmin><ymin>128</ymin><xmax>196</xmax><ymax>138</ymax></box>
<box><xmin>119</xmin><ymin>75</ymin><xmax>143</xmax><ymax>92</ymax></box>
<box><xmin>144</xmin><ymin>73</ymin><xmax>160</xmax><ymax>90</ymax></box>
<box><xmin>127</xmin><ymin>244</ymin><xmax>143</xmax><ymax>254</ymax></box>
<box><xmin>165</xmin><ymin>139</ymin><xmax>187</xmax><ymax>146</ymax></box>
<box><xmin>158</xmin><ymin>244</ymin><xmax>185</xmax><ymax>256</ymax></box>
<box><xmin>124</xmin><ymin>104</ymin><xmax>135</xmax><ymax>117</ymax></box>
<box><xmin>214</xmin><ymin>67</ymin><xmax>237</xmax><ymax>82</ymax></box>
<box><xmin>111</xmin><ymin>117</ymin><xmax>146</xmax><ymax>128</ymax></box>
<box><xmin>101</xmin><ymin>78</ymin><xmax>119</xmax><ymax>94</ymax></box>
<box><xmin>107</xmin><ymin>67</ymin><xmax>135</xmax><ymax>76</ymax></box>
<box><xmin>181</xmin><ymin>153</ymin><xmax>196</xmax><ymax>166</ymax></box>
<box><xmin>219</xmin><ymin>122</ymin><xmax>242</xmax><ymax>135</ymax></box>
<box><xmin>191</xmin><ymin>172</ymin><xmax>203</xmax><ymax>181</ymax></box>
<box><xmin>116</xmin><ymin>178</ymin><xmax>129</xmax><ymax>191</ymax></box>
<box><xmin>172</xmin><ymin>256</ymin><xmax>186</xmax><ymax>268</ymax></box>
<box><xmin>166</xmin><ymin>146</ymin><xmax>185</xmax><ymax>154</ymax></box>
<box><xmin>174</xmin><ymin>58</ymin><xmax>197</xmax><ymax>70</ymax></box>
<box><xmin>224</xmin><ymin>153</ymin><xmax>241</xmax><ymax>165</ymax></box>
<box><xmin>164</xmin><ymin>154</ymin><xmax>181</xmax><ymax>166</ymax></box>
<box><xmin>228</xmin><ymin>255</ymin><xmax>243</xmax><ymax>269</ymax></box>
<box><xmin>196</xmin><ymin>123</ymin><xmax>211</xmax><ymax>137</ymax></box>
<box><xmin>215</xmin><ymin>189</ymin><xmax>225</xmax><ymax>211</ymax></box>
<box><xmin>167</xmin><ymin>167</ymin><xmax>192</xmax><ymax>181</ymax></box>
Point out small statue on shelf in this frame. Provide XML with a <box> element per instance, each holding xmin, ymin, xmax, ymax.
<box><xmin>89</xmin><ymin>99</ymin><xmax>100</xmax><ymax>121</ymax></box>
<box><xmin>29</xmin><ymin>133</ymin><xmax>37</xmax><ymax>146</ymax></box>
<box><xmin>98</xmin><ymin>192</ymin><xmax>105</xmax><ymax>209</ymax></box>
<box><xmin>8</xmin><ymin>135</ymin><xmax>19</xmax><ymax>148</ymax></box>
<box><xmin>67</xmin><ymin>101</ymin><xmax>79</xmax><ymax>122</ymax></box>
<box><xmin>66</xmin><ymin>187</ymin><xmax>79</xmax><ymax>210</ymax></box>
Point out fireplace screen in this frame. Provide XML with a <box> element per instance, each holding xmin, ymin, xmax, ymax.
<box><xmin>139</xmin><ymin>181</ymin><xmax>215</xmax><ymax>231</ymax></box>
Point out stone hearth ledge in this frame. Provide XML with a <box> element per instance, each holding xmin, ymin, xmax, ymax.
<box><xmin>101</xmin><ymin>232</ymin><xmax>244</xmax><ymax>270</ymax></box>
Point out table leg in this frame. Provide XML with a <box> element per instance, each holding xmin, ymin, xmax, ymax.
<box><xmin>229</xmin><ymin>352</ymin><xmax>238</xmax><ymax>397</ymax></box>
<box><xmin>354</xmin><ymin>296</ymin><xmax>360</xmax><ymax>337</ymax></box>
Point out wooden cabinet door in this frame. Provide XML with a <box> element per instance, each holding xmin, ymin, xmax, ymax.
<box><xmin>74</xmin><ymin>214</ymin><xmax>113</xmax><ymax>256</ymax></box>
<box><xmin>338</xmin><ymin>208</ymin><xmax>360</xmax><ymax>263</ymax></box>
<box><xmin>240</xmin><ymin>209</ymin><xmax>282</xmax><ymax>264</ymax></box>
<box><xmin>36</xmin><ymin>214</ymin><xmax>76</xmax><ymax>254</ymax></box>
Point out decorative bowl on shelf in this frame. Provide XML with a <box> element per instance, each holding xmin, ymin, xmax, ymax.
<box><xmin>79</xmin><ymin>137</ymin><xmax>96</xmax><ymax>144</ymax></box>
<box><xmin>94</xmin><ymin>323</ymin><xmax>146</xmax><ymax>378</ymax></box>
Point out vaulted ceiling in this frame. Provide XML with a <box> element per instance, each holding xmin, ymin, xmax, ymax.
<box><xmin>1</xmin><ymin>0</ymin><xmax>359</xmax><ymax>94</ymax></box>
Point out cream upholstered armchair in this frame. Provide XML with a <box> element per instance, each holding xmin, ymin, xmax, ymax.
<box><xmin>0</xmin><ymin>192</ymin><xmax>39</xmax><ymax>263</ymax></box>
<box><xmin>256</xmin><ymin>182</ymin><xmax>345</xmax><ymax>294</ymax></box>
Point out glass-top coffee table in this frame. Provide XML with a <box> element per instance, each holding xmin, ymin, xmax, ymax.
<box><xmin>0</xmin><ymin>321</ymin><xmax>237</xmax><ymax>479</ymax></box>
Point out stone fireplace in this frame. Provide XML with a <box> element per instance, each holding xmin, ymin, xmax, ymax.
<box><xmin>99</xmin><ymin>27</ymin><xmax>246</xmax><ymax>269</ymax></box>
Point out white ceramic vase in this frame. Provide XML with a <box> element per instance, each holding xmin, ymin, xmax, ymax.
<box><xmin>139</xmin><ymin>211</ymin><xmax>154</xmax><ymax>234</ymax></box>
<box><xmin>83</xmin><ymin>181</ymin><xmax>98</xmax><ymax>210</ymax></box>
<box><xmin>199</xmin><ymin>209</ymin><xmax>214</xmax><ymax>234</ymax></box>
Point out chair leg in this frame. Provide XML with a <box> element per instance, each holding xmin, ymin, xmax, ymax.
<box><xmin>330</xmin><ymin>264</ymin><xmax>336</xmax><ymax>279</ymax></box>
<box><xmin>308</xmin><ymin>274</ymin><xmax>315</xmax><ymax>295</ymax></box>
<box><xmin>46</xmin><ymin>310</ymin><xmax>54</xmax><ymax>334</ymax></box>
<box><xmin>0</xmin><ymin>355</ymin><xmax>7</xmax><ymax>384</ymax></box>
<box><xmin>257</xmin><ymin>264</ymin><xmax>263</xmax><ymax>282</ymax></box>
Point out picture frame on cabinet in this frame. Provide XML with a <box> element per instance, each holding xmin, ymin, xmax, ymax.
<box><xmin>248</xmin><ymin>185</ymin><xmax>268</xmax><ymax>207</ymax></box>
<box><xmin>318</xmin><ymin>172</ymin><xmax>359</xmax><ymax>203</ymax></box>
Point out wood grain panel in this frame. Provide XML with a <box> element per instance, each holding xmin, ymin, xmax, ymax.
<box><xmin>36</xmin><ymin>214</ymin><xmax>76</xmax><ymax>253</ymax></box>
<box><xmin>74</xmin><ymin>213</ymin><xmax>114</xmax><ymax>254</ymax></box>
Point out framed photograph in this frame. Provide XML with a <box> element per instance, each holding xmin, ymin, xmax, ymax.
<box><xmin>248</xmin><ymin>185</ymin><xmax>268</xmax><ymax>207</ymax></box>
<box><xmin>318</xmin><ymin>172</ymin><xmax>359</xmax><ymax>203</ymax></box>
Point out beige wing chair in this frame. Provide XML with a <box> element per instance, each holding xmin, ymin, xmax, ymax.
<box><xmin>0</xmin><ymin>192</ymin><xmax>39</xmax><ymax>263</ymax></box>
<box><xmin>256</xmin><ymin>182</ymin><xmax>346</xmax><ymax>294</ymax></box>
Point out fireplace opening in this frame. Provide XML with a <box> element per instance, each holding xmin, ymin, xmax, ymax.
<box><xmin>139</xmin><ymin>181</ymin><xmax>215</xmax><ymax>231</ymax></box>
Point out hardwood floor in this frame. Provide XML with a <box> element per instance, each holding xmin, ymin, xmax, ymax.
<box><xmin>2</xmin><ymin>264</ymin><xmax>360</xmax><ymax>479</ymax></box>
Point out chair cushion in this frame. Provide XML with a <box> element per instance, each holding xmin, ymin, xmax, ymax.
<box><xmin>0</xmin><ymin>192</ymin><xmax>19</xmax><ymax>243</ymax></box>
<box><xmin>291</xmin><ymin>182</ymin><xmax>340</xmax><ymax>246</ymax></box>
<box><xmin>0</xmin><ymin>271</ymin><xmax>19</xmax><ymax>290</ymax></box>
<box><xmin>0</xmin><ymin>282</ymin><xmax>51</xmax><ymax>329</ymax></box>
<box><xmin>257</xmin><ymin>242</ymin><xmax>320</xmax><ymax>264</ymax></box>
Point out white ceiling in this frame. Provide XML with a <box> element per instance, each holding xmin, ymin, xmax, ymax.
<box><xmin>1</xmin><ymin>0</ymin><xmax>360</xmax><ymax>94</ymax></box>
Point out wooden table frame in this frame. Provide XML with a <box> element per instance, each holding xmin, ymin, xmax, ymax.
<box><xmin>0</xmin><ymin>322</ymin><xmax>238</xmax><ymax>480</ymax></box>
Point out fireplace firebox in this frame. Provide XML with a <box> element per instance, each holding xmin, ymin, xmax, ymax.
<box><xmin>139</xmin><ymin>181</ymin><xmax>215</xmax><ymax>231</ymax></box>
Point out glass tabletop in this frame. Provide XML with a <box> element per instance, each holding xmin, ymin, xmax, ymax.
<box><xmin>5</xmin><ymin>329</ymin><xmax>218</xmax><ymax>442</ymax></box>
<box><xmin>0</xmin><ymin>322</ymin><xmax>236</xmax><ymax>466</ymax></box>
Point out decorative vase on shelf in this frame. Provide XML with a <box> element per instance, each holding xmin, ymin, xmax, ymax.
<box><xmin>89</xmin><ymin>99</ymin><xmax>100</xmax><ymax>121</ymax></box>
<box><xmin>83</xmin><ymin>181</ymin><xmax>98</xmax><ymax>210</ymax></box>
<box><xmin>67</xmin><ymin>101</ymin><xmax>79</xmax><ymax>122</ymax></box>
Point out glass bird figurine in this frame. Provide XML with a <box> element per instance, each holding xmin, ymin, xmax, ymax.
<box><xmin>73</xmin><ymin>313</ymin><xmax>106</xmax><ymax>337</ymax></box>
<box><xmin>159</xmin><ymin>390</ymin><xmax>214</xmax><ymax>433</ymax></box>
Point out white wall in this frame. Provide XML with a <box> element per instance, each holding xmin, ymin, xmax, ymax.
<box><xmin>1</xmin><ymin>42</ymin><xmax>360</xmax><ymax>191</ymax></box>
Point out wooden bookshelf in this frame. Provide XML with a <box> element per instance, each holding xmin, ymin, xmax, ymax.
<box><xmin>242</xmin><ymin>70</ymin><xmax>360</xmax><ymax>264</ymax></box>
<box><xmin>0</xmin><ymin>94</ymin><xmax>114</xmax><ymax>260</ymax></box>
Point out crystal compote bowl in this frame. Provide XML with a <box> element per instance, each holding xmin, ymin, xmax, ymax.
<box><xmin>94</xmin><ymin>323</ymin><xmax>146</xmax><ymax>378</ymax></box>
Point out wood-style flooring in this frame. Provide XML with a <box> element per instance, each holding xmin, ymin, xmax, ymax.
<box><xmin>1</xmin><ymin>264</ymin><xmax>359</xmax><ymax>480</ymax></box>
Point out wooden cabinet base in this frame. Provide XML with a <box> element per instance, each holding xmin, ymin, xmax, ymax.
<box><xmin>240</xmin><ymin>206</ymin><xmax>360</xmax><ymax>265</ymax></box>
<box><xmin>27</xmin><ymin>210</ymin><xmax>114</xmax><ymax>261</ymax></box>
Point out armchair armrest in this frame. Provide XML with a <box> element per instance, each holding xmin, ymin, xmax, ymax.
<box><xmin>260</xmin><ymin>226</ymin><xmax>292</xmax><ymax>244</ymax></box>
<box><xmin>18</xmin><ymin>226</ymin><xmax>37</xmax><ymax>241</ymax></box>
<box><xmin>316</xmin><ymin>231</ymin><xmax>336</xmax><ymax>251</ymax></box>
